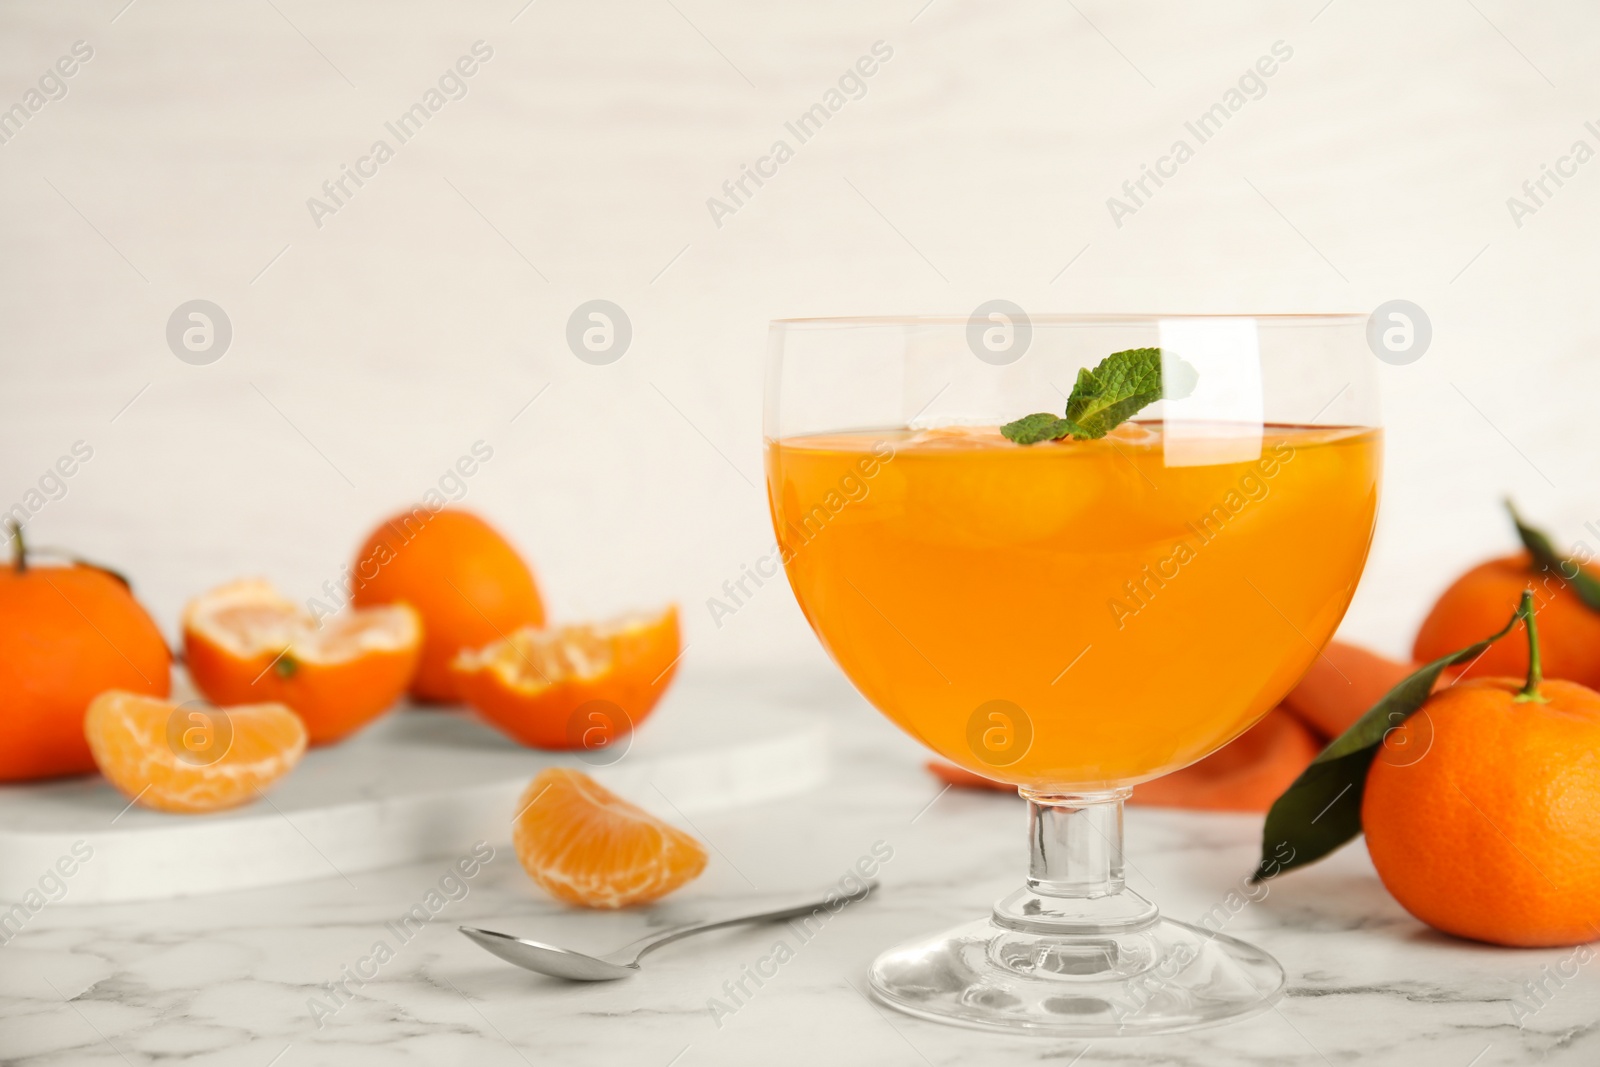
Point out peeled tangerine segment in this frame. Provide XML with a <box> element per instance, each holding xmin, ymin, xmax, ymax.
<box><xmin>512</xmin><ymin>768</ymin><xmax>706</xmax><ymax>908</ymax></box>
<box><xmin>84</xmin><ymin>690</ymin><xmax>306</xmax><ymax>814</ymax></box>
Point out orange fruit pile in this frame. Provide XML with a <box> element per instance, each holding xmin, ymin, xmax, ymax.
<box><xmin>352</xmin><ymin>509</ymin><xmax>545</xmax><ymax>702</ymax></box>
<box><xmin>0</xmin><ymin>536</ymin><xmax>170</xmax><ymax>783</ymax></box>
<box><xmin>512</xmin><ymin>767</ymin><xmax>706</xmax><ymax>908</ymax></box>
<box><xmin>5</xmin><ymin>500</ymin><xmax>701</xmax><ymax>913</ymax></box>
<box><xmin>1363</xmin><ymin>673</ymin><xmax>1600</xmax><ymax>947</ymax></box>
<box><xmin>183</xmin><ymin>579</ymin><xmax>421</xmax><ymax>744</ymax></box>
<box><xmin>452</xmin><ymin>606</ymin><xmax>679</xmax><ymax>749</ymax></box>
<box><xmin>85</xmin><ymin>690</ymin><xmax>306</xmax><ymax>813</ymax></box>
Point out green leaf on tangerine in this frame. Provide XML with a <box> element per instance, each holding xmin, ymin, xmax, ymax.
<box><xmin>1508</xmin><ymin>500</ymin><xmax>1600</xmax><ymax>614</ymax></box>
<box><xmin>1250</xmin><ymin>598</ymin><xmax>1529</xmax><ymax>883</ymax></box>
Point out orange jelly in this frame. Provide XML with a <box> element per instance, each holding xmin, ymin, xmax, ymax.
<box><xmin>767</xmin><ymin>422</ymin><xmax>1381</xmax><ymax>789</ymax></box>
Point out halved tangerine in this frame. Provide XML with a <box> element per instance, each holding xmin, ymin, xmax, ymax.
<box><xmin>512</xmin><ymin>767</ymin><xmax>707</xmax><ymax>908</ymax></box>
<box><xmin>451</xmin><ymin>606</ymin><xmax>679</xmax><ymax>749</ymax></box>
<box><xmin>183</xmin><ymin>579</ymin><xmax>421</xmax><ymax>744</ymax></box>
<box><xmin>85</xmin><ymin>690</ymin><xmax>306</xmax><ymax>813</ymax></box>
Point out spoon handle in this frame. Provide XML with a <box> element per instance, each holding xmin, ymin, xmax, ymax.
<box><xmin>608</xmin><ymin>880</ymin><xmax>878</xmax><ymax>966</ymax></box>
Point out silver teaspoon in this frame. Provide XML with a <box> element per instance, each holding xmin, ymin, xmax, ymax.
<box><xmin>459</xmin><ymin>880</ymin><xmax>877</xmax><ymax>981</ymax></box>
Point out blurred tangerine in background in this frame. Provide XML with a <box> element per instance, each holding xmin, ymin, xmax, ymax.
<box><xmin>183</xmin><ymin>579</ymin><xmax>421</xmax><ymax>744</ymax></box>
<box><xmin>352</xmin><ymin>508</ymin><xmax>544</xmax><ymax>703</ymax></box>
<box><xmin>1414</xmin><ymin>552</ymin><xmax>1600</xmax><ymax>690</ymax></box>
<box><xmin>453</xmin><ymin>605</ymin><xmax>680</xmax><ymax>749</ymax></box>
<box><xmin>0</xmin><ymin>528</ymin><xmax>170</xmax><ymax>782</ymax></box>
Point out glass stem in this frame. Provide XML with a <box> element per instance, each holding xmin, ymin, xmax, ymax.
<box><xmin>1023</xmin><ymin>788</ymin><xmax>1129</xmax><ymax>899</ymax></box>
<box><xmin>993</xmin><ymin>787</ymin><xmax>1157</xmax><ymax>933</ymax></box>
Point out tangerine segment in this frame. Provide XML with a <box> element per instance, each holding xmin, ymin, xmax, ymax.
<box><xmin>512</xmin><ymin>768</ymin><xmax>707</xmax><ymax>908</ymax></box>
<box><xmin>183</xmin><ymin>579</ymin><xmax>421</xmax><ymax>744</ymax></box>
<box><xmin>84</xmin><ymin>690</ymin><xmax>306</xmax><ymax>813</ymax></box>
<box><xmin>452</xmin><ymin>606</ymin><xmax>680</xmax><ymax>749</ymax></box>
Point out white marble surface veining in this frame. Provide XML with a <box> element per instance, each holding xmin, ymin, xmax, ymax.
<box><xmin>3</xmin><ymin>669</ymin><xmax>1596</xmax><ymax>1066</ymax></box>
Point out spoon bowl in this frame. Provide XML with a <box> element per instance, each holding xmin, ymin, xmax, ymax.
<box><xmin>459</xmin><ymin>927</ymin><xmax>638</xmax><ymax>981</ymax></box>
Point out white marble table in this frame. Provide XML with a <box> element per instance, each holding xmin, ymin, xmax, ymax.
<box><xmin>4</xmin><ymin>669</ymin><xmax>1596</xmax><ymax>1066</ymax></box>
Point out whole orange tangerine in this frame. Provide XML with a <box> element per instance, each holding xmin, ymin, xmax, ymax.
<box><xmin>1362</xmin><ymin>675</ymin><xmax>1600</xmax><ymax>947</ymax></box>
<box><xmin>1414</xmin><ymin>553</ymin><xmax>1600</xmax><ymax>689</ymax></box>
<box><xmin>351</xmin><ymin>509</ymin><xmax>544</xmax><ymax>702</ymax></box>
<box><xmin>0</xmin><ymin>531</ymin><xmax>170</xmax><ymax>782</ymax></box>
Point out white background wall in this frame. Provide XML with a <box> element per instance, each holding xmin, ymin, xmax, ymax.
<box><xmin>3</xmin><ymin>0</ymin><xmax>1598</xmax><ymax>670</ymax></box>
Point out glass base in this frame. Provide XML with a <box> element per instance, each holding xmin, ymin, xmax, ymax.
<box><xmin>867</xmin><ymin>896</ymin><xmax>1284</xmax><ymax>1036</ymax></box>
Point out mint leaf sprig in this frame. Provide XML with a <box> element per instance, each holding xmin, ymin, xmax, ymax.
<box><xmin>1000</xmin><ymin>347</ymin><xmax>1198</xmax><ymax>445</ymax></box>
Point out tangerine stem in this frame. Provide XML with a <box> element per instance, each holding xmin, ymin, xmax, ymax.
<box><xmin>1514</xmin><ymin>588</ymin><xmax>1547</xmax><ymax>703</ymax></box>
<box><xmin>7</xmin><ymin>520</ymin><xmax>24</xmax><ymax>574</ymax></box>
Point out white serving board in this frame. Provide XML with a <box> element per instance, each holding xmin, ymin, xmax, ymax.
<box><xmin>0</xmin><ymin>674</ymin><xmax>828</xmax><ymax>904</ymax></box>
